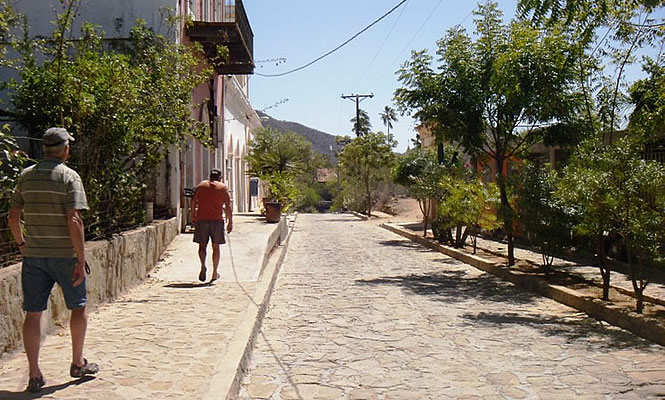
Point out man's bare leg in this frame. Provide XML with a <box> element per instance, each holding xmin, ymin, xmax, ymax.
<box><xmin>70</xmin><ymin>306</ymin><xmax>87</xmax><ymax>367</ymax></box>
<box><xmin>210</xmin><ymin>244</ymin><xmax>221</xmax><ymax>282</ymax></box>
<box><xmin>198</xmin><ymin>243</ymin><xmax>207</xmax><ymax>281</ymax></box>
<box><xmin>23</xmin><ymin>312</ymin><xmax>43</xmax><ymax>379</ymax></box>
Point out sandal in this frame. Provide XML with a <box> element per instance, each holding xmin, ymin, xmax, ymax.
<box><xmin>26</xmin><ymin>375</ymin><xmax>45</xmax><ymax>393</ymax></box>
<box><xmin>198</xmin><ymin>266</ymin><xmax>207</xmax><ymax>282</ymax></box>
<box><xmin>70</xmin><ymin>358</ymin><xmax>99</xmax><ymax>378</ymax></box>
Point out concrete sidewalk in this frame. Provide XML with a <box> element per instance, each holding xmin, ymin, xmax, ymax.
<box><xmin>0</xmin><ymin>212</ymin><xmax>291</xmax><ymax>399</ymax></box>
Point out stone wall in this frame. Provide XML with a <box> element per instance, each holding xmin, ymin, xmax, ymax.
<box><xmin>0</xmin><ymin>218</ymin><xmax>178</xmax><ymax>356</ymax></box>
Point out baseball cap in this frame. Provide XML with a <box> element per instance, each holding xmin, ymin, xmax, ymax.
<box><xmin>210</xmin><ymin>168</ymin><xmax>222</xmax><ymax>180</ymax></box>
<box><xmin>43</xmin><ymin>127</ymin><xmax>75</xmax><ymax>147</ymax></box>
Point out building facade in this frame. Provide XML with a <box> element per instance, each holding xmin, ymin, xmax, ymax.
<box><xmin>6</xmin><ymin>0</ymin><xmax>259</xmax><ymax>230</ymax></box>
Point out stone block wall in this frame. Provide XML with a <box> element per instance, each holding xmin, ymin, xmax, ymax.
<box><xmin>0</xmin><ymin>218</ymin><xmax>178</xmax><ymax>356</ymax></box>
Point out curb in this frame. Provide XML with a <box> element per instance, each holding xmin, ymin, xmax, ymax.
<box><xmin>202</xmin><ymin>214</ymin><xmax>296</xmax><ymax>400</ymax></box>
<box><xmin>473</xmin><ymin>238</ymin><xmax>665</xmax><ymax>308</ymax></box>
<box><xmin>381</xmin><ymin>222</ymin><xmax>665</xmax><ymax>347</ymax></box>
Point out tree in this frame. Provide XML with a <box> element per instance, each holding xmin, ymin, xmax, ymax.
<box><xmin>556</xmin><ymin>136</ymin><xmax>665</xmax><ymax>312</ymax></box>
<box><xmin>339</xmin><ymin>131</ymin><xmax>396</xmax><ymax>216</ymax></box>
<box><xmin>246</xmin><ymin>127</ymin><xmax>312</xmax><ymax>177</ymax></box>
<box><xmin>395</xmin><ymin>1</ymin><xmax>582</xmax><ymax>265</ymax></box>
<box><xmin>350</xmin><ymin>109</ymin><xmax>371</xmax><ymax>137</ymax></box>
<box><xmin>629</xmin><ymin>55</ymin><xmax>665</xmax><ymax>142</ymax></box>
<box><xmin>521</xmin><ymin>0</ymin><xmax>665</xmax><ymax>304</ymax></box>
<box><xmin>435</xmin><ymin>176</ymin><xmax>500</xmax><ymax>251</ymax></box>
<box><xmin>379</xmin><ymin>105</ymin><xmax>398</xmax><ymax>135</ymax></box>
<box><xmin>7</xmin><ymin>8</ymin><xmax>213</xmax><ymax>238</ymax></box>
<box><xmin>393</xmin><ymin>148</ymin><xmax>445</xmax><ymax>236</ymax></box>
<box><xmin>514</xmin><ymin>162</ymin><xmax>576</xmax><ymax>275</ymax></box>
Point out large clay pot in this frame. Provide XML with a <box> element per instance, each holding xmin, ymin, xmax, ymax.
<box><xmin>264</xmin><ymin>202</ymin><xmax>282</xmax><ymax>223</ymax></box>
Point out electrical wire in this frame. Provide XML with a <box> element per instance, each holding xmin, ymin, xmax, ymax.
<box><xmin>355</xmin><ymin>0</ymin><xmax>410</xmax><ymax>87</ymax></box>
<box><xmin>255</xmin><ymin>0</ymin><xmax>410</xmax><ymax>78</ymax></box>
<box><xmin>368</xmin><ymin>0</ymin><xmax>449</xmax><ymax>90</ymax></box>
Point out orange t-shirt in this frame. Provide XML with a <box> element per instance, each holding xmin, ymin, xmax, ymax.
<box><xmin>193</xmin><ymin>180</ymin><xmax>227</xmax><ymax>221</ymax></box>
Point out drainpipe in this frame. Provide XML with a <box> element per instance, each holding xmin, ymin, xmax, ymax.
<box><xmin>220</xmin><ymin>76</ymin><xmax>226</xmax><ymax>179</ymax></box>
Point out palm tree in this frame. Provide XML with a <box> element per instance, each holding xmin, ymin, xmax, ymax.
<box><xmin>379</xmin><ymin>105</ymin><xmax>398</xmax><ymax>135</ymax></box>
<box><xmin>350</xmin><ymin>109</ymin><xmax>371</xmax><ymax>137</ymax></box>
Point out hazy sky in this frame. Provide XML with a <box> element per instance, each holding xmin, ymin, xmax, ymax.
<box><xmin>243</xmin><ymin>0</ymin><xmax>516</xmax><ymax>152</ymax></box>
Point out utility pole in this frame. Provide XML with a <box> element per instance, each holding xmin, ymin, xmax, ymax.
<box><xmin>341</xmin><ymin>93</ymin><xmax>373</xmax><ymax>136</ymax></box>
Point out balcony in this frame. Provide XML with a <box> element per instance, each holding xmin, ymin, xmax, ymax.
<box><xmin>186</xmin><ymin>0</ymin><xmax>254</xmax><ymax>75</ymax></box>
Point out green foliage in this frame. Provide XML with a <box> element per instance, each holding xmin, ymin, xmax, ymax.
<box><xmin>515</xmin><ymin>162</ymin><xmax>576</xmax><ymax>271</ymax></box>
<box><xmin>247</xmin><ymin>127</ymin><xmax>312</xmax><ymax>177</ymax></box>
<box><xmin>298</xmin><ymin>186</ymin><xmax>322</xmax><ymax>213</ymax></box>
<box><xmin>434</xmin><ymin>172</ymin><xmax>500</xmax><ymax>249</ymax></box>
<box><xmin>350</xmin><ymin>109</ymin><xmax>371</xmax><ymax>137</ymax></box>
<box><xmin>339</xmin><ymin>131</ymin><xmax>396</xmax><ymax>216</ymax></box>
<box><xmin>262</xmin><ymin>171</ymin><xmax>300</xmax><ymax>212</ymax></box>
<box><xmin>629</xmin><ymin>56</ymin><xmax>665</xmax><ymax>141</ymax></box>
<box><xmin>0</xmin><ymin>125</ymin><xmax>30</xmax><ymax>210</ymax></box>
<box><xmin>8</xmin><ymin>10</ymin><xmax>212</xmax><ymax>238</ymax></box>
<box><xmin>395</xmin><ymin>1</ymin><xmax>583</xmax><ymax>264</ymax></box>
<box><xmin>556</xmin><ymin>136</ymin><xmax>665</xmax><ymax>310</ymax></box>
<box><xmin>393</xmin><ymin>148</ymin><xmax>445</xmax><ymax>234</ymax></box>
<box><xmin>379</xmin><ymin>106</ymin><xmax>398</xmax><ymax>135</ymax></box>
<box><xmin>0</xmin><ymin>0</ymin><xmax>19</xmax><ymax>68</ymax></box>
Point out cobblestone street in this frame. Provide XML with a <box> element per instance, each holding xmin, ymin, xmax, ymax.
<box><xmin>239</xmin><ymin>214</ymin><xmax>665</xmax><ymax>399</ymax></box>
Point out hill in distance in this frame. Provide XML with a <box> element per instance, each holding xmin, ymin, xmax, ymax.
<box><xmin>256</xmin><ymin>111</ymin><xmax>347</xmax><ymax>161</ymax></box>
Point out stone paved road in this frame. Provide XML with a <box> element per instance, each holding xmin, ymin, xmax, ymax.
<box><xmin>0</xmin><ymin>234</ymin><xmax>256</xmax><ymax>399</ymax></box>
<box><xmin>239</xmin><ymin>214</ymin><xmax>665</xmax><ymax>400</ymax></box>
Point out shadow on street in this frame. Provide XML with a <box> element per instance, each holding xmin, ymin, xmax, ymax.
<box><xmin>0</xmin><ymin>376</ymin><xmax>95</xmax><ymax>399</ymax></box>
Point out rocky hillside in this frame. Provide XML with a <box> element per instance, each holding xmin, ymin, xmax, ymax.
<box><xmin>256</xmin><ymin>111</ymin><xmax>346</xmax><ymax>161</ymax></box>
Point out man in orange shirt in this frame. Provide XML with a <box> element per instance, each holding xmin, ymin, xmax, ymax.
<box><xmin>191</xmin><ymin>169</ymin><xmax>233</xmax><ymax>282</ymax></box>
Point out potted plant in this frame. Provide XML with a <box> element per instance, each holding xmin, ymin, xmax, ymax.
<box><xmin>247</xmin><ymin>128</ymin><xmax>308</xmax><ymax>222</ymax></box>
<box><xmin>262</xmin><ymin>171</ymin><xmax>298</xmax><ymax>223</ymax></box>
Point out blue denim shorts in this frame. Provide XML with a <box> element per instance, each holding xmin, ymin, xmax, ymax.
<box><xmin>22</xmin><ymin>257</ymin><xmax>87</xmax><ymax>312</ymax></box>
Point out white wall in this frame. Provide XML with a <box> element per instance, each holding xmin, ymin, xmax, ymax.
<box><xmin>14</xmin><ymin>0</ymin><xmax>177</xmax><ymax>39</ymax></box>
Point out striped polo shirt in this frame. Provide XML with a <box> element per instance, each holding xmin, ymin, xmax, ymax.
<box><xmin>9</xmin><ymin>158</ymin><xmax>88</xmax><ymax>258</ymax></box>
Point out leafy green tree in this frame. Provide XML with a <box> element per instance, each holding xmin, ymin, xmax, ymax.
<box><xmin>8</xmin><ymin>10</ymin><xmax>212</xmax><ymax>238</ymax></box>
<box><xmin>515</xmin><ymin>162</ymin><xmax>576</xmax><ymax>274</ymax></box>
<box><xmin>0</xmin><ymin>0</ymin><xmax>19</xmax><ymax>68</ymax></box>
<box><xmin>247</xmin><ymin>127</ymin><xmax>312</xmax><ymax>177</ymax></box>
<box><xmin>629</xmin><ymin>56</ymin><xmax>665</xmax><ymax>141</ymax></box>
<box><xmin>0</xmin><ymin>0</ymin><xmax>20</xmax><ymax>111</ymax></box>
<box><xmin>393</xmin><ymin>148</ymin><xmax>445</xmax><ymax>236</ymax></box>
<box><xmin>350</xmin><ymin>109</ymin><xmax>371</xmax><ymax>137</ymax></box>
<box><xmin>519</xmin><ymin>0</ymin><xmax>664</xmax><ymax>142</ymax></box>
<box><xmin>339</xmin><ymin>131</ymin><xmax>396</xmax><ymax>216</ymax></box>
<box><xmin>379</xmin><ymin>106</ymin><xmax>398</xmax><ymax>135</ymax></box>
<box><xmin>395</xmin><ymin>1</ymin><xmax>582</xmax><ymax>265</ymax></box>
<box><xmin>0</xmin><ymin>124</ymin><xmax>30</xmax><ymax>207</ymax></box>
<box><xmin>556</xmin><ymin>136</ymin><xmax>665</xmax><ymax>311</ymax></box>
<box><xmin>433</xmin><ymin>169</ymin><xmax>500</xmax><ymax>250</ymax></box>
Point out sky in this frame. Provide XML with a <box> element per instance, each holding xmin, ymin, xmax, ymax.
<box><xmin>243</xmin><ymin>0</ymin><xmax>517</xmax><ymax>153</ymax></box>
<box><xmin>243</xmin><ymin>1</ymin><xmax>662</xmax><ymax>154</ymax></box>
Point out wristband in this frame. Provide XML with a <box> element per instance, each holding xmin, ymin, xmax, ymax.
<box><xmin>17</xmin><ymin>242</ymin><xmax>25</xmax><ymax>247</ymax></box>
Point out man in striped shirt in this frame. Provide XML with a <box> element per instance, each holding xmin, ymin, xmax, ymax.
<box><xmin>8</xmin><ymin>127</ymin><xmax>99</xmax><ymax>393</ymax></box>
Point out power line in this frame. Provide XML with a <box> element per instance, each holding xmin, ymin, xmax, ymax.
<box><xmin>255</xmin><ymin>0</ymin><xmax>410</xmax><ymax>78</ymax></box>
<box><xmin>355</xmin><ymin>0</ymin><xmax>410</xmax><ymax>88</ymax></box>
<box><xmin>369</xmin><ymin>0</ymin><xmax>448</xmax><ymax>90</ymax></box>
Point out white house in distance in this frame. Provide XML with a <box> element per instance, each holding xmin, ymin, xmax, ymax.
<box><xmin>6</xmin><ymin>0</ymin><xmax>260</xmax><ymax>229</ymax></box>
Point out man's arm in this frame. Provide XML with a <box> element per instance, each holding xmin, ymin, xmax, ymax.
<box><xmin>191</xmin><ymin>188</ymin><xmax>199</xmax><ymax>223</ymax></box>
<box><xmin>67</xmin><ymin>209</ymin><xmax>86</xmax><ymax>287</ymax></box>
<box><xmin>223</xmin><ymin>186</ymin><xmax>233</xmax><ymax>233</ymax></box>
<box><xmin>8</xmin><ymin>207</ymin><xmax>25</xmax><ymax>254</ymax></box>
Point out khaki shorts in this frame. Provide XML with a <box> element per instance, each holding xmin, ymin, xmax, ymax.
<box><xmin>193</xmin><ymin>220</ymin><xmax>226</xmax><ymax>245</ymax></box>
